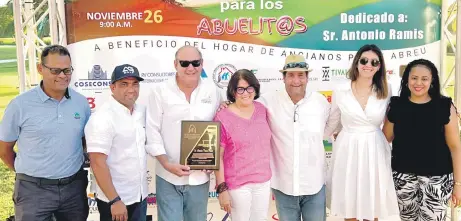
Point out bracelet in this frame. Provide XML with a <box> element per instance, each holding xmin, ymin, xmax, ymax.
<box><xmin>216</xmin><ymin>182</ymin><xmax>228</xmax><ymax>194</ymax></box>
<box><xmin>108</xmin><ymin>196</ymin><xmax>121</xmax><ymax>206</ymax></box>
<box><xmin>455</xmin><ymin>181</ymin><xmax>461</xmax><ymax>186</ymax></box>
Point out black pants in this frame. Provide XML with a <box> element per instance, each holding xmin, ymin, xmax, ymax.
<box><xmin>97</xmin><ymin>198</ymin><xmax>147</xmax><ymax>221</ymax></box>
<box><xmin>13</xmin><ymin>169</ymin><xmax>89</xmax><ymax>221</ymax></box>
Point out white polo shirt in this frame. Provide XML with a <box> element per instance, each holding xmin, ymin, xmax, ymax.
<box><xmin>258</xmin><ymin>89</ymin><xmax>330</xmax><ymax>196</ymax></box>
<box><xmin>85</xmin><ymin>96</ymin><xmax>148</xmax><ymax>205</ymax></box>
<box><xmin>145</xmin><ymin>77</ymin><xmax>222</xmax><ymax>186</ymax></box>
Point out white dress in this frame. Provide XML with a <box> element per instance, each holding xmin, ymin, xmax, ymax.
<box><xmin>325</xmin><ymin>81</ymin><xmax>399</xmax><ymax>220</ymax></box>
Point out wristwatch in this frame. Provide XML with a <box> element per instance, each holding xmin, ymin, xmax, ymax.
<box><xmin>108</xmin><ymin>196</ymin><xmax>121</xmax><ymax>206</ymax></box>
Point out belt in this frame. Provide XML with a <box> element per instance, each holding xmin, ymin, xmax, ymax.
<box><xmin>16</xmin><ymin>168</ymin><xmax>84</xmax><ymax>186</ymax></box>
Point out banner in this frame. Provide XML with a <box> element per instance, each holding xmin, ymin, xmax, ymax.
<box><xmin>65</xmin><ymin>0</ymin><xmax>441</xmax><ymax>220</ymax></box>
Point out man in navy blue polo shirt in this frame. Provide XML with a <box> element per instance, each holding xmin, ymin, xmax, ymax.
<box><xmin>0</xmin><ymin>45</ymin><xmax>91</xmax><ymax>221</ymax></box>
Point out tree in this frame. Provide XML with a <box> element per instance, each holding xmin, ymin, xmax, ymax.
<box><xmin>0</xmin><ymin>2</ymin><xmax>14</xmax><ymax>37</ymax></box>
<box><xmin>0</xmin><ymin>0</ymin><xmax>50</xmax><ymax>38</ymax></box>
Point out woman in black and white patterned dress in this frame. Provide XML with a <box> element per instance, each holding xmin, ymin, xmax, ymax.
<box><xmin>383</xmin><ymin>59</ymin><xmax>461</xmax><ymax>221</ymax></box>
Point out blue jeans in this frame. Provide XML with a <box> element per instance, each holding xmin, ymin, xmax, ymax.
<box><xmin>156</xmin><ymin>175</ymin><xmax>209</xmax><ymax>221</ymax></box>
<box><xmin>272</xmin><ymin>185</ymin><xmax>326</xmax><ymax>221</ymax></box>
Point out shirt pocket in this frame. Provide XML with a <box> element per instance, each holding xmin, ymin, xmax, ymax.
<box><xmin>194</xmin><ymin>102</ymin><xmax>215</xmax><ymax>120</ymax></box>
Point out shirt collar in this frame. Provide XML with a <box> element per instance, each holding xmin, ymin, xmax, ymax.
<box><xmin>36</xmin><ymin>80</ymin><xmax>71</xmax><ymax>103</ymax></box>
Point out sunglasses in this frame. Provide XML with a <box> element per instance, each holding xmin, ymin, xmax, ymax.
<box><xmin>236</xmin><ymin>86</ymin><xmax>255</xmax><ymax>94</ymax></box>
<box><xmin>283</xmin><ymin>62</ymin><xmax>308</xmax><ymax>70</ymax></box>
<box><xmin>42</xmin><ymin>63</ymin><xmax>73</xmax><ymax>75</ymax></box>
<box><xmin>178</xmin><ymin>60</ymin><xmax>201</xmax><ymax>68</ymax></box>
<box><xmin>359</xmin><ymin>58</ymin><xmax>380</xmax><ymax>67</ymax></box>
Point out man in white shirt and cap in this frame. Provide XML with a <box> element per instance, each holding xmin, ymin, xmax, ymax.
<box><xmin>145</xmin><ymin>45</ymin><xmax>222</xmax><ymax>221</ymax></box>
<box><xmin>85</xmin><ymin>64</ymin><xmax>148</xmax><ymax>221</ymax></box>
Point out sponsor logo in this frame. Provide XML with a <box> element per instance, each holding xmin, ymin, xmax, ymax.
<box><xmin>209</xmin><ymin>191</ymin><xmax>219</xmax><ymax>198</ymax></box>
<box><xmin>87</xmin><ymin>97</ymin><xmax>96</xmax><ymax>111</ymax></box>
<box><xmin>201</xmin><ymin>69</ymin><xmax>208</xmax><ymax>78</ymax></box>
<box><xmin>250</xmin><ymin>68</ymin><xmax>283</xmax><ymax>83</ymax></box>
<box><xmin>146</xmin><ymin>193</ymin><xmax>157</xmax><ymax>205</ymax></box>
<box><xmin>188</xmin><ymin>124</ymin><xmax>197</xmax><ymax>134</ymax></box>
<box><xmin>321</xmin><ymin>66</ymin><xmax>348</xmax><ymax>82</ymax></box>
<box><xmin>74</xmin><ymin>65</ymin><xmax>112</xmax><ymax>91</ymax></box>
<box><xmin>213</xmin><ymin>64</ymin><xmax>237</xmax><ymax>88</ymax></box>
<box><xmin>88</xmin><ymin>65</ymin><xmax>108</xmax><ymax>80</ymax></box>
<box><xmin>319</xmin><ymin>91</ymin><xmax>332</xmax><ymax>103</ymax></box>
<box><xmin>122</xmin><ymin>66</ymin><xmax>135</xmax><ymax>74</ymax></box>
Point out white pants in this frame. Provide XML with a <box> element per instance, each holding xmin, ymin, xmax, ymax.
<box><xmin>228</xmin><ymin>181</ymin><xmax>271</xmax><ymax>221</ymax></box>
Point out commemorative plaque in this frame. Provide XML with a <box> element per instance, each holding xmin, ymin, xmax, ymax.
<box><xmin>180</xmin><ymin>121</ymin><xmax>221</xmax><ymax>170</ymax></box>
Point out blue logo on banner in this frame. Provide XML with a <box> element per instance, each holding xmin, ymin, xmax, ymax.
<box><xmin>201</xmin><ymin>69</ymin><xmax>208</xmax><ymax>78</ymax></box>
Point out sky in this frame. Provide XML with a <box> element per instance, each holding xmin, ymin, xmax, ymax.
<box><xmin>0</xmin><ymin>0</ymin><xmax>8</xmax><ymax>7</ymax></box>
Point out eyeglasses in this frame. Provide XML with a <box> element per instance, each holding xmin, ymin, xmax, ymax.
<box><xmin>236</xmin><ymin>86</ymin><xmax>255</xmax><ymax>94</ymax></box>
<box><xmin>284</xmin><ymin>62</ymin><xmax>308</xmax><ymax>70</ymax></box>
<box><xmin>359</xmin><ymin>58</ymin><xmax>380</xmax><ymax>67</ymax></box>
<box><xmin>294</xmin><ymin>105</ymin><xmax>299</xmax><ymax>122</ymax></box>
<box><xmin>42</xmin><ymin>63</ymin><xmax>73</xmax><ymax>75</ymax></box>
<box><xmin>178</xmin><ymin>60</ymin><xmax>201</xmax><ymax>68</ymax></box>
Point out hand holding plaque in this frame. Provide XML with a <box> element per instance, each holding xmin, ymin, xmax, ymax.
<box><xmin>180</xmin><ymin>121</ymin><xmax>221</xmax><ymax>170</ymax></box>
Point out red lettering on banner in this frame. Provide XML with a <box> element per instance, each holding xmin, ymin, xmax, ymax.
<box><xmin>87</xmin><ymin>97</ymin><xmax>96</xmax><ymax>109</ymax></box>
<box><xmin>196</xmin><ymin>16</ymin><xmax>308</xmax><ymax>36</ymax></box>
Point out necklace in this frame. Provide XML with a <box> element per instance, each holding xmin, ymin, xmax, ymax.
<box><xmin>353</xmin><ymin>83</ymin><xmax>372</xmax><ymax>109</ymax></box>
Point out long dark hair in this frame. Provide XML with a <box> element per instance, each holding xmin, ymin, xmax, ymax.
<box><xmin>399</xmin><ymin>59</ymin><xmax>441</xmax><ymax>99</ymax></box>
<box><xmin>400</xmin><ymin>59</ymin><xmax>460</xmax><ymax>119</ymax></box>
<box><xmin>347</xmin><ymin>44</ymin><xmax>388</xmax><ymax>99</ymax></box>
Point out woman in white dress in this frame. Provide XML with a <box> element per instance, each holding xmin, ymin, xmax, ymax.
<box><xmin>325</xmin><ymin>44</ymin><xmax>399</xmax><ymax>221</ymax></box>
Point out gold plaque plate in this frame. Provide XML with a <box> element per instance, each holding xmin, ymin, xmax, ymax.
<box><xmin>180</xmin><ymin>121</ymin><xmax>221</xmax><ymax>170</ymax></box>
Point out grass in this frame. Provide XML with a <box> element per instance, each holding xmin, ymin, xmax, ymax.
<box><xmin>0</xmin><ymin>46</ymin><xmax>16</xmax><ymax>61</ymax></box>
<box><xmin>0</xmin><ymin>37</ymin><xmax>51</xmax><ymax>46</ymax></box>
<box><xmin>0</xmin><ymin>62</ymin><xmax>19</xmax><ymax>219</ymax></box>
<box><xmin>0</xmin><ymin>38</ymin><xmax>15</xmax><ymax>45</ymax></box>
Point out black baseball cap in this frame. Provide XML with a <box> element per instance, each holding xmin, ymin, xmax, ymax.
<box><xmin>111</xmin><ymin>64</ymin><xmax>144</xmax><ymax>84</ymax></box>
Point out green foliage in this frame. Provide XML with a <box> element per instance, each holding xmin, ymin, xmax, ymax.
<box><xmin>0</xmin><ymin>37</ymin><xmax>51</xmax><ymax>45</ymax></box>
<box><xmin>0</xmin><ymin>6</ymin><xmax>14</xmax><ymax>37</ymax></box>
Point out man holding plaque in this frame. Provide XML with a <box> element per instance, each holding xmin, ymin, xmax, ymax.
<box><xmin>145</xmin><ymin>46</ymin><xmax>223</xmax><ymax>221</ymax></box>
<box><xmin>85</xmin><ymin>64</ymin><xmax>148</xmax><ymax>221</ymax></box>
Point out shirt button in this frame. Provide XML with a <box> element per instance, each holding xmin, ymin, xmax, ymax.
<box><xmin>59</xmin><ymin>115</ymin><xmax>62</xmax><ymax>118</ymax></box>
